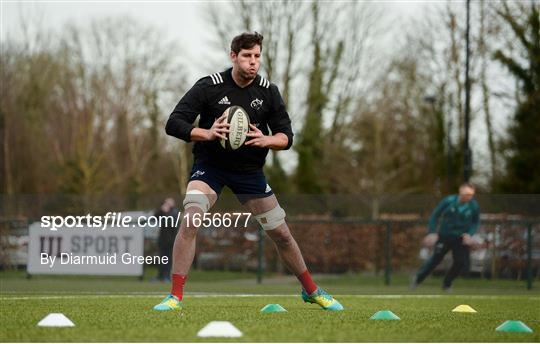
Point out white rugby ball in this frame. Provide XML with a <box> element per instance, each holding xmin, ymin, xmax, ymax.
<box><xmin>220</xmin><ymin>105</ymin><xmax>250</xmax><ymax>150</ymax></box>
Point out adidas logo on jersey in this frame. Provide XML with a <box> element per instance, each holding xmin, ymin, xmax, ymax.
<box><xmin>218</xmin><ymin>96</ymin><xmax>231</xmax><ymax>105</ymax></box>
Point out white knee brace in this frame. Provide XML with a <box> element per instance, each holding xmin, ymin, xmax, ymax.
<box><xmin>183</xmin><ymin>190</ymin><xmax>210</xmax><ymax>212</ymax></box>
<box><xmin>254</xmin><ymin>205</ymin><xmax>286</xmax><ymax>231</ymax></box>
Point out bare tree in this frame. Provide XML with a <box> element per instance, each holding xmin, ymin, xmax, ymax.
<box><xmin>2</xmin><ymin>15</ymin><xmax>187</xmax><ymax>199</ymax></box>
<box><xmin>296</xmin><ymin>2</ymin><xmax>383</xmax><ymax>193</ymax></box>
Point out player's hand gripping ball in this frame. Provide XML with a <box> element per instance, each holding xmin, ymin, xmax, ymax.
<box><xmin>220</xmin><ymin>106</ymin><xmax>250</xmax><ymax>150</ymax></box>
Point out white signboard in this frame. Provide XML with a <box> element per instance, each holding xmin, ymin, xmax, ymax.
<box><xmin>27</xmin><ymin>222</ymin><xmax>144</xmax><ymax>276</ymax></box>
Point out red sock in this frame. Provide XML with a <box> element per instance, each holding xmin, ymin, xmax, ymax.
<box><xmin>297</xmin><ymin>270</ymin><xmax>317</xmax><ymax>295</ymax></box>
<box><xmin>171</xmin><ymin>274</ymin><xmax>187</xmax><ymax>300</ymax></box>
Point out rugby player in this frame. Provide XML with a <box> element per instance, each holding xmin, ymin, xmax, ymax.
<box><xmin>154</xmin><ymin>32</ymin><xmax>343</xmax><ymax>311</ymax></box>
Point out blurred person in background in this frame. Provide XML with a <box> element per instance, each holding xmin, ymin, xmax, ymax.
<box><xmin>411</xmin><ymin>183</ymin><xmax>480</xmax><ymax>291</ymax></box>
<box><xmin>152</xmin><ymin>198</ymin><xmax>179</xmax><ymax>282</ymax></box>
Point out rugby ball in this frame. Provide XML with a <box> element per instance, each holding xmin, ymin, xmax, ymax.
<box><xmin>220</xmin><ymin>105</ymin><xmax>250</xmax><ymax>150</ymax></box>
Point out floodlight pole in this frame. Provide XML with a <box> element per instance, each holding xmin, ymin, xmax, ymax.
<box><xmin>464</xmin><ymin>0</ymin><xmax>472</xmax><ymax>182</ymax></box>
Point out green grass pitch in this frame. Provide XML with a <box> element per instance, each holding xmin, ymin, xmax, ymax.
<box><xmin>1</xmin><ymin>270</ymin><xmax>539</xmax><ymax>342</ymax></box>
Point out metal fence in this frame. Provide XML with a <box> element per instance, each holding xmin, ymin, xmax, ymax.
<box><xmin>2</xmin><ymin>194</ymin><xmax>539</xmax><ymax>218</ymax></box>
<box><xmin>192</xmin><ymin>218</ymin><xmax>539</xmax><ymax>290</ymax></box>
<box><xmin>1</xmin><ymin>194</ymin><xmax>539</xmax><ymax>289</ymax></box>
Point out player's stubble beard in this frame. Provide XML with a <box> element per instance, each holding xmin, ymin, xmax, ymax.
<box><xmin>232</xmin><ymin>60</ymin><xmax>258</xmax><ymax>87</ymax></box>
<box><xmin>238</xmin><ymin>67</ymin><xmax>257</xmax><ymax>82</ymax></box>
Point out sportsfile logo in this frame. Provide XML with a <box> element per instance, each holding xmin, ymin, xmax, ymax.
<box><xmin>40</xmin><ymin>212</ymin><xmax>182</xmax><ymax>231</ymax></box>
<box><xmin>39</xmin><ymin>211</ymin><xmax>252</xmax><ymax>232</ymax></box>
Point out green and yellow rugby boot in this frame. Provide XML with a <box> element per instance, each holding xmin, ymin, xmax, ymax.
<box><xmin>153</xmin><ymin>294</ymin><xmax>182</xmax><ymax>311</ymax></box>
<box><xmin>301</xmin><ymin>287</ymin><xmax>344</xmax><ymax>311</ymax></box>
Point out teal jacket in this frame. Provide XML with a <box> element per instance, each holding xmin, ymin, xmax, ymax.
<box><xmin>428</xmin><ymin>195</ymin><xmax>480</xmax><ymax>238</ymax></box>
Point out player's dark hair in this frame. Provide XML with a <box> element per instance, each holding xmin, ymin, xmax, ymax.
<box><xmin>231</xmin><ymin>32</ymin><xmax>264</xmax><ymax>54</ymax></box>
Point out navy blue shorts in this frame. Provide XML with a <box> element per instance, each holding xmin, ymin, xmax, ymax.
<box><xmin>188</xmin><ymin>163</ymin><xmax>274</xmax><ymax>204</ymax></box>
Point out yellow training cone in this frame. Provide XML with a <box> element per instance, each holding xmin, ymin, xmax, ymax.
<box><xmin>452</xmin><ymin>305</ymin><xmax>477</xmax><ymax>313</ymax></box>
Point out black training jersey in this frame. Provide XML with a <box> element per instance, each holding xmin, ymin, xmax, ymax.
<box><xmin>165</xmin><ymin>68</ymin><xmax>293</xmax><ymax>172</ymax></box>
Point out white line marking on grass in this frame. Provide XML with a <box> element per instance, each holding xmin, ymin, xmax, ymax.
<box><xmin>344</xmin><ymin>294</ymin><xmax>540</xmax><ymax>300</ymax></box>
<box><xmin>0</xmin><ymin>291</ymin><xmax>166</xmax><ymax>295</ymax></box>
<box><xmin>0</xmin><ymin>294</ymin><xmax>294</xmax><ymax>301</ymax></box>
<box><xmin>1</xmin><ymin>293</ymin><xmax>538</xmax><ymax>301</ymax></box>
